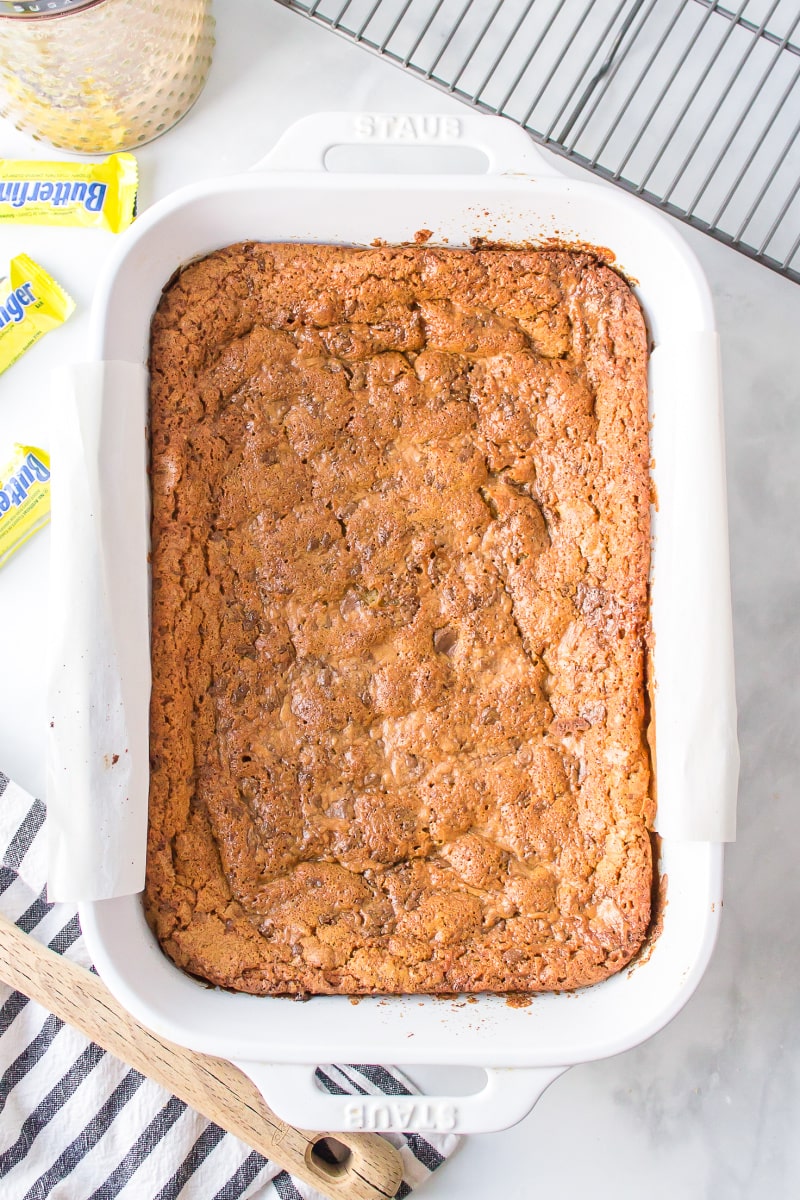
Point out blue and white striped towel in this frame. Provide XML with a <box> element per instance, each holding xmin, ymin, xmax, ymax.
<box><xmin>0</xmin><ymin>772</ymin><xmax>458</xmax><ymax>1199</ymax></box>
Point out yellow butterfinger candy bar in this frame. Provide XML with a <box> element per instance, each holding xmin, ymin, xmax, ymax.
<box><xmin>0</xmin><ymin>255</ymin><xmax>75</xmax><ymax>376</ymax></box>
<box><xmin>0</xmin><ymin>153</ymin><xmax>137</xmax><ymax>232</ymax></box>
<box><xmin>0</xmin><ymin>444</ymin><xmax>50</xmax><ymax>570</ymax></box>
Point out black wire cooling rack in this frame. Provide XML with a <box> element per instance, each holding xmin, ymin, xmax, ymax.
<box><xmin>275</xmin><ymin>0</ymin><xmax>800</xmax><ymax>283</ymax></box>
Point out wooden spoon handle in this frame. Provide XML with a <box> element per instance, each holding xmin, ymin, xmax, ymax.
<box><xmin>0</xmin><ymin>913</ymin><xmax>403</xmax><ymax>1200</ymax></box>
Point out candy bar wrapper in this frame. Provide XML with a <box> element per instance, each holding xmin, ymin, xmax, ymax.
<box><xmin>0</xmin><ymin>153</ymin><xmax>137</xmax><ymax>232</ymax></box>
<box><xmin>0</xmin><ymin>444</ymin><xmax>50</xmax><ymax>569</ymax></box>
<box><xmin>0</xmin><ymin>254</ymin><xmax>75</xmax><ymax>376</ymax></box>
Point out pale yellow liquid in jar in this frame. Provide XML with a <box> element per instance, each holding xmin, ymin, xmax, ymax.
<box><xmin>0</xmin><ymin>0</ymin><xmax>214</xmax><ymax>153</ymax></box>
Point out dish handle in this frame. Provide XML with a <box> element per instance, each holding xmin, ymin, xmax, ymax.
<box><xmin>251</xmin><ymin>110</ymin><xmax>564</xmax><ymax>177</ymax></box>
<box><xmin>233</xmin><ymin>1061</ymin><xmax>567</xmax><ymax>1134</ymax></box>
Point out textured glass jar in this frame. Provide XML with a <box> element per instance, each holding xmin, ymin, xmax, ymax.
<box><xmin>0</xmin><ymin>0</ymin><xmax>214</xmax><ymax>153</ymax></box>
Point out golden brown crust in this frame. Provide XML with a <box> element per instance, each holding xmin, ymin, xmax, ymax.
<box><xmin>145</xmin><ymin>243</ymin><xmax>652</xmax><ymax>995</ymax></box>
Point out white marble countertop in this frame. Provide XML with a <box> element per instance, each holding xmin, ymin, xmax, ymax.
<box><xmin>1</xmin><ymin>2</ymin><xmax>798</xmax><ymax>1196</ymax></box>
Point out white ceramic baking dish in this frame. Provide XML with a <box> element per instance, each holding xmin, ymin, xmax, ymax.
<box><xmin>78</xmin><ymin>112</ymin><xmax>737</xmax><ymax>1134</ymax></box>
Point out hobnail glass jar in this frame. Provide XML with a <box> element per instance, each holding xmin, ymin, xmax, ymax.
<box><xmin>0</xmin><ymin>0</ymin><xmax>215</xmax><ymax>154</ymax></box>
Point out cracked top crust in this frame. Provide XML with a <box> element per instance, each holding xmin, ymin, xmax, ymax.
<box><xmin>145</xmin><ymin>243</ymin><xmax>654</xmax><ymax>995</ymax></box>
